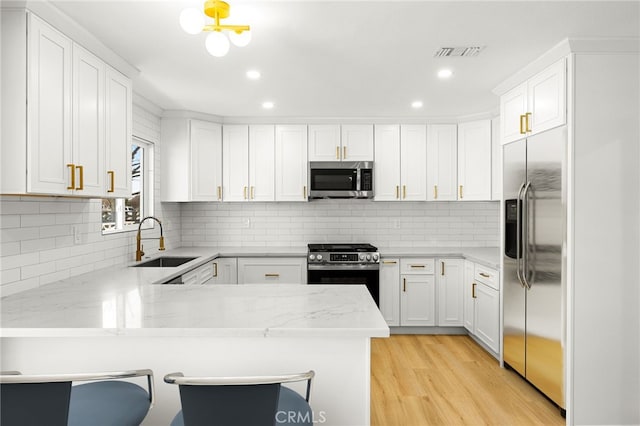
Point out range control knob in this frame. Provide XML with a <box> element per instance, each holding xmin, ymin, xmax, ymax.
<box><xmin>309</xmin><ymin>254</ymin><xmax>316</xmax><ymax>261</ymax></box>
<box><xmin>366</xmin><ymin>254</ymin><xmax>371</xmax><ymax>261</ymax></box>
<box><xmin>316</xmin><ymin>254</ymin><xmax>323</xmax><ymax>261</ymax></box>
<box><xmin>359</xmin><ymin>254</ymin><xmax>365</xmax><ymax>261</ymax></box>
<box><xmin>372</xmin><ymin>254</ymin><xmax>379</xmax><ymax>262</ymax></box>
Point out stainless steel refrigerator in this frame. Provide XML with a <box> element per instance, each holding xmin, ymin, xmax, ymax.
<box><xmin>502</xmin><ymin>125</ymin><xmax>566</xmax><ymax>411</ymax></box>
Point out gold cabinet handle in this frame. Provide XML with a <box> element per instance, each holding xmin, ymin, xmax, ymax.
<box><xmin>107</xmin><ymin>171</ymin><xmax>115</xmax><ymax>193</ymax></box>
<box><xmin>441</xmin><ymin>261</ymin><xmax>445</xmax><ymax>276</ymax></box>
<box><xmin>403</xmin><ymin>185</ymin><xmax>407</xmax><ymax>199</ymax></box>
<box><xmin>303</xmin><ymin>186</ymin><xmax>307</xmax><ymax>199</ymax></box>
<box><xmin>75</xmin><ymin>165</ymin><xmax>84</xmax><ymax>190</ymax></box>
<box><xmin>250</xmin><ymin>186</ymin><xmax>255</xmax><ymax>200</ymax></box>
<box><xmin>243</xmin><ymin>186</ymin><xmax>248</xmax><ymax>200</ymax></box>
<box><xmin>336</xmin><ymin>146</ymin><xmax>340</xmax><ymax>160</ymax></box>
<box><xmin>410</xmin><ymin>265</ymin><xmax>425</xmax><ymax>269</ymax></box>
<box><xmin>67</xmin><ymin>164</ymin><xmax>75</xmax><ymax>190</ymax></box>
<box><xmin>343</xmin><ymin>146</ymin><xmax>347</xmax><ymax>159</ymax></box>
<box><xmin>213</xmin><ymin>262</ymin><xmax>218</xmax><ymax>277</ymax></box>
<box><xmin>217</xmin><ymin>186</ymin><xmax>222</xmax><ymax>200</ymax></box>
<box><xmin>479</xmin><ymin>272</ymin><xmax>490</xmax><ymax>278</ymax></box>
<box><xmin>472</xmin><ymin>282</ymin><xmax>476</xmax><ymax>298</ymax></box>
<box><xmin>519</xmin><ymin>114</ymin><xmax>527</xmax><ymax>134</ymax></box>
<box><xmin>403</xmin><ymin>277</ymin><xmax>406</xmax><ymax>292</ymax></box>
<box><xmin>265</xmin><ymin>273</ymin><xmax>280</xmax><ymax>278</ymax></box>
<box><xmin>525</xmin><ymin>112</ymin><xmax>532</xmax><ymax>133</ymax></box>
<box><xmin>396</xmin><ymin>185</ymin><xmax>399</xmax><ymax>199</ymax></box>
<box><xmin>459</xmin><ymin>185</ymin><xmax>463</xmax><ymax>199</ymax></box>
<box><xmin>382</xmin><ymin>260</ymin><xmax>397</xmax><ymax>265</ymax></box>
<box><xmin>434</xmin><ymin>185</ymin><xmax>438</xmax><ymax>199</ymax></box>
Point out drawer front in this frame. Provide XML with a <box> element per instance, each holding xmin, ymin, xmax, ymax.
<box><xmin>400</xmin><ymin>258</ymin><xmax>435</xmax><ymax>275</ymax></box>
<box><xmin>198</xmin><ymin>262</ymin><xmax>215</xmax><ymax>283</ymax></box>
<box><xmin>474</xmin><ymin>264</ymin><xmax>498</xmax><ymax>290</ymax></box>
<box><xmin>181</xmin><ymin>268</ymin><xmax>200</xmax><ymax>285</ymax></box>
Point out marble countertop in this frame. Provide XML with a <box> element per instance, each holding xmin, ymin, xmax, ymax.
<box><xmin>380</xmin><ymin>247</ymin><xmax>500</xmax><ymax>269</ymax></box>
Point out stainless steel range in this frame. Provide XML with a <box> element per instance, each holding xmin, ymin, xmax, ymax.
<box><xmin>307</xmin><ymin>243</ymin><xmax>380</xmax><ymax>306</ymax></box>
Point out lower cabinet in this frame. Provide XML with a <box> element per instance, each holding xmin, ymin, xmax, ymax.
<box><xmin>181</xmin><ymin>261</ymin><xmax>216</xmax><ymax>285</ymax></box>
<box><xmin>379</xmin><ymin>259</ymin><xmax>400</xmax><ymax>326</ymax></box>
<box><xmin>237</xmin><ymin>257</ymin><xmax>306</xmax><ymax>284</ymax></box>
<box><xmin>463</xmin><ymin>260</ymin><xmax>500</xmax><ymax>354</ymax></box>
<box><xmin>209</xmin><ymin>258</ymin><xmax>238</xmax><ymax>284</ymax></box>
<box><xmin>401</xmin><ymin>273</ymin><xmax>435</xmax><ymax>326</ymax></box>
<box><xmin>436</xmin><ymin>258</ymin><xmax>464</xmax><ymax>326</ymax></box>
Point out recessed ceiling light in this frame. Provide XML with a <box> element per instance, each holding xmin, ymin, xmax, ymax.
<box><xmin>438</xmin><ymin>69</ymin><xmax>454</xmax><ymax>79</ymax></box>
<box><xmin>246</xmin><ymin>70</ymin><xmax>261</xmax><ymax>80</ymax></box>
<box><xmin>262</xmin><ymin>101</ymin><xmax>274</xmax><ymax>109</ymax></box>
<box><xmin>411</xmin><ymin>101</ymin><xmax>423</xmax><ymax>109</ymax></box>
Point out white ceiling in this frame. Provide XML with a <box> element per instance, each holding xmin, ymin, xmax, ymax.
<box><xmin>49</xmin><ymin>0</ymin><xmax>640</xmax><ymax>120</ymax></box>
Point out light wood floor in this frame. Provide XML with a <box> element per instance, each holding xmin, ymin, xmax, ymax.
<box><xmin>371</xmin><ymin>335</ymin><xmax>565</xmax><ymax>426</ymax></box>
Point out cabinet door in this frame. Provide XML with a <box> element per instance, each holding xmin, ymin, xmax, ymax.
<box><xmin>528</xmin><ymin>59</ymin><xmax>566</xmax><ymax>135</ymax></box>
<box><xmin>401</xmin><ymin>274</ymin><xmax>435</xmax><ymax>326</ymax></box>
<box><xmin>105</xmin><ymin>66</ymin><xmax>132</xmax><ymax>198</ymax></box>
<box><xmin>373</xmin><ymin>125</ymin><xmax>401</xmax><ymax>201</ymax></box>
<box><xmin>379</xmin><ymin>259</ymin><xmax>400</xmax><ymax>326</ymax></box>
<box><xmin>437</xmin><ymin>259</ymin><xmax>464</xmax><ymax>326</ymax></box>
<box><xmin>275</xmin><ymin>125</ymin><xmax>308</xmax><ymax>201</ymax></box>
<box><xmin>308</xmin><ymin>125</ymin><xmax>340</xmax><ymax>161</ymax></box>
<box><xmin>426</xmin><ymin>124</ymin><xmax>457</xmax><ymax>201</ymax></box>
<box><xmin>400</xmin><ymin>125</ymin><xmax>427</xmax><ymax>201</ymax></box>
<box><xmin>249</xmin><ymin>125</ymin><xmax>275</xmax><ymax>202</ymax></box>
<box><xmin>237</xmin><ymin>258</ymin><xmax>306</xmax><ymax>284</ymax></box>
<box><xmin>73</xmin><ymin>45</ymin><xmax>105</xmax><ymax>197</ymax></box>
<box><xmin>341</xmin><ymin>124</ymin><xmax>374</xmax><ymax>161</ymax></box>
<box><xmin>191</xmin><ymin>120</ymin><xmax>222</xmax><ymax>201</ymax></box>
<box><xmin>463</xmin><ymin>260</ymin><xmax>475</xmax><ymax>332</ymax></box>
<box><xmin>474</xmin><ymin>282</ymin><xmax>500</xmax><ymax>353</ymax></box>
<box><xmin>27</xmin><ymin>13</ymin><xmax>73</xmax><ymax>194</ymax></box>
<box><xmin>500</xmin><ymin>81</ymin><xmax>527</xmax><ymax>144</ymax></box>
<box><xmin>457</xmin><ymin>120</ymin><xmax>491</xmax><ymax>200</ymax></box>
<box><xmin>223</xmin><ymin>125</ymin><xmax>249</xmax><ymax>201</ymax></box>
<box><xmin>210</xmin><ymin>258</ymin><xmax>238</xmax><ymax>284</ymax></box>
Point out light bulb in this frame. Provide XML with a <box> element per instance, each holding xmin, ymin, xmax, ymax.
<box><xmin>205</xmin><ymin>32</ymin><xmax>230</xmax><ymax>57</ymax></box>
<box><xmin>229</xmin><ymin>30</ymin><xmax>251</xmax><ymax>47</ymax></box>
<box><xmin>179</xmin><ymin>8</ymin><xmax>204</xmax><ymax>35</ymax></box>
<box><xmin>438</xmin><ymin>69</ymin><xmax>453</xmax><ymax>79</ymax></box>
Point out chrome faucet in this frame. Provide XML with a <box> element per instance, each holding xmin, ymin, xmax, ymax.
<box><xmin>136</xmin><ymin>216</ymin><xmax>165</xmax><ymax>261</ymax></box>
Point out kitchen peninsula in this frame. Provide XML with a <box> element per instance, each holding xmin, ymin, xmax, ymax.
<box><xmin>0</xmin><ymin>248</ymin><xmax>389</xmax><ymax>426</ymax></box>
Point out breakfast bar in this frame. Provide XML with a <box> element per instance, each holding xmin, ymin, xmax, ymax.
<box><xmin>0</xmin><ymin>260</ymin><xmax>389</xmax><ymax>426</ymax></box>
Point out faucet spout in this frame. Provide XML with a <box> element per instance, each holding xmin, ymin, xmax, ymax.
<box><xmin>136</xmin><ymin>216</ymin><xmax>165</xmax><ymax>261</ymax></box>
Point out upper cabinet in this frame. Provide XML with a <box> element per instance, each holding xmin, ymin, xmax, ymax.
<box><xmin>222</xmin><ymin>125</ymin><xmax>275</xmax><ymax>202</ymax></box>
<box><xmin>1</xmin><ymin>11</ymin><xmax>132</xmax><ymax>197</ymax></box>
<box><xmin>308</xmin><ymin>124</ymin><xmax>373</xmax><ymax>161</ymax></box>
<box><xmin>161</xmin><ymin>118</ymin><xmax>222</xmax><ymax>202</ymax></box>
<box><xmin>457</xmin><ymin>120</ymin><xmax>492</xmax><ymax>200</ymax></box>
<box><xmin>374</xmin><ymin>125</ymin><xmax>427</xmax><ymax>201</ymax></box>
<box><xmin>500</xmin><ymin>59</ymin><xmax>566</xmax><ymax>144</ymax></box>
<box><xmin>275</xmin><ymin>125</ymin><xmax>308</xmax><ymax>202</ymax></box>
<box><xmin>426</xmin><ymin>124</ymin><xmax>457</xmax><ymax>201</ymax></box>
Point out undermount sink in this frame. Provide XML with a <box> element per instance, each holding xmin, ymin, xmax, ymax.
<box><xmin>132</xmin><ymin>256</ymin><xmax>198</xmax><ymax>268</ymax></box>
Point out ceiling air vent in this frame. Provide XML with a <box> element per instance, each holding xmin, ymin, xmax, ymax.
<box><xmin>434</xmin><ymin>46</ymin><xmax>485</xmax><ymax>58</ymax></box>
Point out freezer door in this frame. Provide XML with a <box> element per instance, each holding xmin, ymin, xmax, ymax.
<box><xmin>523</xmin><ymin>125</ymin><xmax>566</xmax><ymax>408</ymax></box>
<box><xmin>502</xmin><ymin>139</ymin><xmax>526</xmax><ymax>376</ymax></box>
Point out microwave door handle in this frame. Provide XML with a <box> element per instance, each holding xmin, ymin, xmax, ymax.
<box><xmin>516</xmin><ymin>182</ymin><xmax>526</xmax><ymax>288</ymax></box>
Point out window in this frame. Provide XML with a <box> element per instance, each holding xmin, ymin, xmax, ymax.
<box><xmin>102</xmin><ymin>137</ymin><xmax>154</xmax><ymax>233</ymax></box>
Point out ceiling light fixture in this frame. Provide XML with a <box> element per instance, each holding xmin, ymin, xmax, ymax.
<box><xmin>438</xmin><ymin>69</ymin><xmax>454</xmax><ymax>79</ymax></box>
<box><xmin>262</xmin><ymin>101</ymin><xmax>274</xmax><ymax>109</ymax></box>
<box><xmin>246</xmin><ymin>70</ymin><xmax>261</xmax><ymax>80</ymax></box>
<box><xmin>411</xmin><ymin>101</ymin><xmax>424</xmax><ymax>109</ymax></box>
<box><xmin>180</xmin><ymin>0</ymin><xmax>251</xmax><ymax>57</ymax></box>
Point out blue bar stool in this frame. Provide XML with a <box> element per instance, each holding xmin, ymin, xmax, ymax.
<box><xmin>0</xmin><ymin>369</ymin><xmax>154</xmax><ymax>426</ymax></box>
<box><xmin>164</xmin><ymin>370</ymin><xmax>315</xmax><ymax>426</ymax></box>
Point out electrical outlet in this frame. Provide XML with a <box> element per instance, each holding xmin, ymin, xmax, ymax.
<box><xmin>242</xmin><ymin>218</ymin><xmax>251</xmax><ymax>229</ymax></box>
<box><xmin>72</xmin><ymin>225</ymin><xmax>81</xmax><ymax>244</ymax></box>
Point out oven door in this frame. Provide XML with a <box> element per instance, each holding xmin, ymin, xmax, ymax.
<box><xmin>307</xmin><ymin>265</ymin><xmax>380</xmax><ymax>306</ymax></box>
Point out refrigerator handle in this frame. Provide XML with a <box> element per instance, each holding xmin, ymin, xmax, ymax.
<box><xmin>521</xmin><ymin>181</ymin><xmax>532</xmax><ymax>289</ymax></box>
<box><xmin>515</xmin><ymin>182</ymin><xmax>526</xmax><ymax>288</ymax></box>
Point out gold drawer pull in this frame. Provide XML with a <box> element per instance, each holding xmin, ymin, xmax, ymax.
<box><xmin>382</xmin><ymin>260</ymin><xmax>397</xmax><ymax>265</ymax></box>
<box><xmin>459</xmin><ymin>185</ymin><xmax>463</xmax><ymax>199</ymax></box>
<box><xmin>243</xmin><ymin>186</ymin><xmax>248</xmax><ymax>200</ymax></box>
<box><xmin>410</xmin><ymin>265</ymin><xmax>425</xmax><ymax>269</ymax></box>
<box><xmin>251</xmin><ymin>186</ymin><xmax>255</xmax><ymax>200</ymax></box>
<box><xmin>472</xmin><ymin>283</ymin><xmax>477</xmax><ymax>298</ymax></box>
<box><xmin>265</xmin><ymin>273</ymin><xmax>280</xmax><ymax>278</ymax></box>
<box><xmin>434</xmin><ymin>185</ymin><xmax>438</xmax><ymax>199</ymax></box>
<box><xmin>525</xmin><ymin>112</ymin><xmax>532</xmax><ymax>133</ymax></box>
<box><xmin>336</xmin><ymin>146</ymin><xmax>340</xmax><ymax>160</ymax></box>
<box><xmin>396</xmin><ymin>185</ymin><xmax>400</xmax><ymax>199</ymax></box>
<box><xmin>107</xmin><ymin>170</ymin><xmax>115</xmax><ymax>193</ymax></box>
<box><xmin>403</xmin><ymin>185</ymin><xmax>407</xmax><ymax>199</ymax></box>
<box><xmin>343</xmin><ymin>146</ymin><xmax>347</xmax><ymax>159</ymax></box>
<box><xmin>213</xmin><ymin>263</ymin><xmax>218</xmax><ymax>277</ymax></box>
<box><xmin>303</xmin><ymin>186</ymin><xmax>307</xmax><ymax>199</ymax></box>
<box><xmin>76</xmin><ymin>165</ymin><xmax>84</xmax><ymax>190</ymax></box>
<box><xmin>67</xmin><ymin>164</ymin><xmax>75</xmax><ymax>190</ymax></box>
<box><xmin>519</xmin><ymin>114</ymin><xmax>526</xmax><ymax>134</ymax></box>
<box><xmin>217</xmin><ymin>186</ymin><xmax>222</xmax><ymax>200</ymax></box>
<box><xmin>479</xmin><ymin>272</ymin><xmax>490</xmax><ymax>278</ymax></box>
<box><xmin>403</xmin><ymin>278</ymin><xmax>406</xmax><ymax>292</ymax></box>
<box><xmin>441</xmin><ymin>261</ymin><xmax>445</xmax><ymax>276</ymax></box>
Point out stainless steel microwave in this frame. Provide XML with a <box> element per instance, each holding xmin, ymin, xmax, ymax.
<box><xmin>308</xmin><ymin>161</ymin><xmax>374</xmax><ymax>199</ymax></box>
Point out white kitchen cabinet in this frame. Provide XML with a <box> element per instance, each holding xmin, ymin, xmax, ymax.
<box><xmin>223</xmin><ymin>125</ymin><xmax>275</xmax><ymax>202</ymax></box>
<box><xmin>237</xmin><ymin>257</ymin><xmax>306</xmax><ymax>284</ymax></box>
<box><xmin>209</xmin><ymin>258</ymin><xmax>238</xmax><ymax>284</ymax></box>
<box><xmin>341</xmin><ymin>125</ymin><xmax>374</xmax><ymax>161</ymax></box>
<box><xmin>436</xmin><ymin>258</ymin><xmax>464</xmax><ymax>327</ymax></box>
<box><xmin>161</xmin><ymin>118</ymin><xmax>222</xmax><ymax>202</ymax></box>
<box><xmin>275</xmin><ymin>125</ymin><xmax>308</xmax><ymax>201</ymax></box>
<box><xmin>374</xmin><ymin>125</ymin><xmax>427</xmax><ymax>201</ymax></box>
<box><xmin>181</xmin><ymin>261</ymin><xmax>216</xmax><ymax>286</ymax></box>
<box><xmin>500</xmin><ymin>59</ymin><xmax>566</xmax><ymax>144</ymax></box>
<box><xmin>400</xmin><ymin>258</ymin><xmax>435</xmax><ymax>326</ymax></box>
<box><xmin>457</xmin><ymin>119</ymin><xmax>491</xmax><ymax>200</ymax></box>
<box><xmin>308</xmin><ymin>125</ymin><xmax>341</xmax><ymax>161</ymax></box>
<box><xmin>104</xmin><ymin>66</ymin><xmax>132</xmax><ymax>198</ymax></box>
<box><xmin>379</xmin><ymin>258</ymin><xmax>400</xmax><ymax>326</ymax></box>
<box><xmin>426</xmin><ymin>124</ymin><xmax>457</xmax><ymax>201</ymax></box>
<box><xmin>464</xmin><ymin>261</ymin><xmax>500</xmax><ymax>354</ymax></box>
<box><xmin>1</xmin><ymin>11</ymin><xmax>132</xmax><ymax>197</ymax></box>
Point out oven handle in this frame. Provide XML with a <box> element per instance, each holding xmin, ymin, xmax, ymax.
<box><xmin>307</xmin><ymin>264</ymin><xmax>380</xmax><ymax>271</ymax></box>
